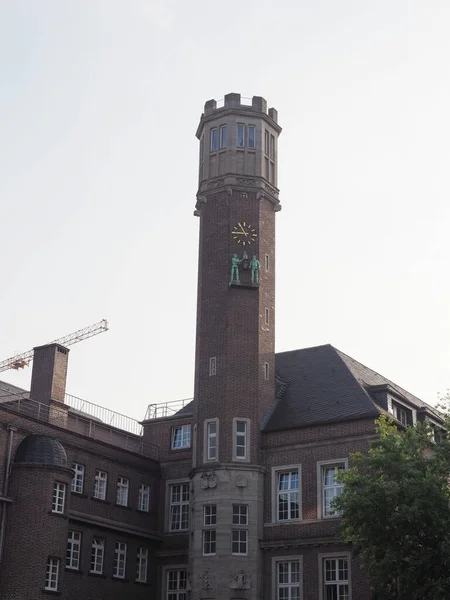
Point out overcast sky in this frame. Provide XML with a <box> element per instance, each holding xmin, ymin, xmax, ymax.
<box><xmin>1</xmin><ymin>0</ymin><xmax>449</xmax><ymax>422</ymax></box>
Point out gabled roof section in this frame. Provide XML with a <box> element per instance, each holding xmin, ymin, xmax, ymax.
<box><xmin>0</xmin><ymin>380</ymin><xmax>29</xmax><ymax>404</ymax></box>
<box><xmin>265</xmin><ymin>344</ymin><xmax>402</xmax><ymax>432</ymax></box>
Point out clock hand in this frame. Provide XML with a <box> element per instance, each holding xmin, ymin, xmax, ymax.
<box><xmin>239</xmin><ymin>223</ymin><xmax>248</xmax><ymax>236</ymax></box>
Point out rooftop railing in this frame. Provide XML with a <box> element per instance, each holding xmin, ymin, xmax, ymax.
<box><xmin>144</xmin><ymin>397</ymin><xmax>193</xmax><ymax>420</ymax></box>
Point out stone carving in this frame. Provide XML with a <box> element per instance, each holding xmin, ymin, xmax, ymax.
<box><xmin>207</xmin><ymin>178</ymin><xmax>225</xmax><ymax>189</ymax></box>
<box><xmin>229</xmin><ymin>569</ymin><xmax>251</xmax><ymax>589</ymax></box>
<box><xmin>250</xmin><ymin>255</ymin><xmax>260</xmax><ymax>284</ymax></box>
<box><xmin>200</xmin><ymin>567</ymin><xmax>213</xmax><ymax>590</ymax></box>
<box><xmin>230</xmin><ymin>254</ymin><xmax>242</xmax><ymax>284</ymax></box>
<box><xmin>226</xmin><ymin>187</ymin><xmax>233</xmax><ymax>196</ymax></box>
<box><xmin>200</xmin><ymin>470</ymin><xmax>217</xmax><ymax>489</ymax></box>
<box><xmin>236</xmin><ymin>475</ymin><xmax>248</xmax><ymax>488</ymax></box>
<box><xmin>236</xmin><ymin>177</ymin><xmax>255</xmax><ymax>186</ymax></box>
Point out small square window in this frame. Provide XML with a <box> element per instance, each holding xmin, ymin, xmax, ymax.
<box><xmin>248</xmin><ymin>125</ymin><xmax>256</xmax><ymax>149</ymax></box>
<box><xmin>232</xmin><ymin>504</ymin><xmax>248</xmax><ymax>525</ymax></box>
<box><xmin>172</xmin><ymin>424</ymin><xmax>191</xmax><ymax>449</ymax></box>
<box><xmin>210</xmin><ymin>128</ymin><xmax>218</xmax><ymax>152</ymax></box>
<box><xmin>240</xmin><ymin>192</ymin><xmax>248</xmax><ymax>199</ymax></box>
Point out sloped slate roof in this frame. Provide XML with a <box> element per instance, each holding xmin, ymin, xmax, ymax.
<box><xmin>264</xmin><ymin>344</ymin><xmax>432</xmax><ymax>432</ymax></box>
<box><xmin>0</xmin><ymin>380</ymin><xmax>29</xmax><ymax>404</ymax></box>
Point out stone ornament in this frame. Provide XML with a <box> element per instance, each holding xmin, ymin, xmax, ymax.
<box><xmin>200</xmin><ymin>567</ymin><xmax>213</xmax><ymax>590</ymax></box>
<box><xmin>229</xmin><ymin>569</ymin><xmax>251</xmax><ymax>589</ymax></box>
<box><xmin>200</xmin><ymin>470</ymin><xmax>217</xmax><ymax>489</ymax></box>
<box><xmin>235</xmin><ymin>475</ymin><xmax>248</xmax><ymax>488</ymax></box>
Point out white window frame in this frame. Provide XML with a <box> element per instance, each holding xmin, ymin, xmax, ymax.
<box><xmin>209</xmin><ymin>356</ymin><xmax>217</xmax><ymax>376</ymax></box>
<box><xmin>203</xmin><ymin>504</ymin><xmax>217</xmax><ymax>526</ymax></box>
<box><xmin>248</xmin><ymin>124</ymin><xmax>256</xmax><ymax>148</ymax></box>
<box><xmin>52</xmin><ymin>482</ymin><xmax>66</xmax><ymax>514</ymax></box>
<box><xmin>272</xmin><ymin>466</ymin><xmax>302</xmax><ymax>522</ymax></box>
<box><xmin>317</xmin><ymin>458</ymin><xmax>348</xmax><ymax>519</ymax></box>
<box><xmin>71</xmin><ymin>463</ymin><xmax>85</xmax><ymax>494</ymax></box>
<box><xmin>272</xmin><ymin>556</ymin><xmax>303</xmax><ymax>600</ymax></box>
<box><xmin>233</xmin><ymin>504</ymin><xmax>248</xmax><ymax>525</ymax></box>
<box><xmin>165</xmin><ymin>567</ymin><xmax>188</xmax><ymax>600</ymax></box>
<box><xmin>231</xmin><ymin>529</ymin><xmax>248</xmax><ymax>555</ymax></box>
<box><xmin>219</xmin><ymin>124</ymin><xmax>227</xmax><ymax>148</ymax></box>
<box><xmin>113</xmin><ymin>541</ymin><xmax>127</xmax><ymax>579</ymax></box>
<box><xmin>318</xmin><ymin>552</ymin><xmax>351</xmax><ymax>600</ymax></box>
<box><xmin>90</xmin><ymin>537</ymin><xmax>104</xmax><ymax>574</ymax></box>
<box><xmin>136</xmin><ymin>546</ymin><xmax>148</xmax><ymax>583</ymax></box>
<box><xmin>204</xmin><ymin>418</ymin><xmax>219</xmax><ymax>462</ymax></box>
<box><xmin>171</xmin><ymin>424</ymin><xmax>191</xmax><ymax>450</ymax></box>
<box><xmin>237</xmin><ymin>123</ymin><xmax>245</xmax><ymax>148</ymax></box>
<box><xmin>116</xmin><ymin>476</ymin><xmax>129</xmax><ymax>506</ymax></box>
<box><xmin>66</xmin><ymin>530</ymin><xmax>81</xmax><ymax>570</ymax></box>
<box><xmin>138</xmin><ymin>483</ymin><xmax>150</xmax><ymax>512</ymax></box>
<box><xmin>94</xmin><ymin>469</ymin><xmax>107</xmax><ymax>500</ymax></box>
<box><xmin>210</xmin><ymin>127</ymin><xmax>218</xmax><ymax>152</ymax></box>
<box><xmin>202</xmin><ymin>529</ymin><xmax>216</xmax><ymax>556</ymax></box>
<box><xmin>233</xmin><ymin>417</ymin><xmax>250</xmax><ymax>462</ymax></box>
<box><xmin>45</xmin><ymin>557</ymin><xmax>60</xmax><ymax>591</ymax></box>
<box><xmin>167</xmin><ymin>480</ymin><xmax>190</xmax><ymax>532</ymax></box>
<box><xmin>393</xmin><ymin>403</ymin><xmax>408</xmax><ymax>425</ymax></box>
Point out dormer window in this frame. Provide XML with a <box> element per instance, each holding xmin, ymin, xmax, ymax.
<box><xmin>172</xmin><ymin>425</ymin><xmax>191</xmax><ymax>450</ymax></box>
<box><xmin>392</xmin><ymin>403</ymin><xmax>408</xmax><ymax>426</ymax></box>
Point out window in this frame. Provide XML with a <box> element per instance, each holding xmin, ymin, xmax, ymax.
<box><xmin>265</xmin><ymin>307</ymin><xmax>270</xmax><ymax>325</ymax></box>
<box><xmin>206</xmin><ymin>420</ymin><xmax>218</xmax><ymax>461</ymax></box>
<box><xmin>116</xmin><ymin>476</ymin><xmax>129</xmax><ymax>506</ymax></box>
<box><xmin>220</xmin><ymin>124</ymin><xmax>227</xmax><ymax>148</ymax></box>
<box><xmin>234</xmin><ymin>419</ymin><xmax>249</xmax><ymax>460</ymax></box>
<box><xmin>90</xmin><ymin>537</ymin><xmax>104</xmax><ymax>574</ymax></box>
<box><xmin>237</xmin><ymin>124</ymin><xmax>245</xmax><ymax>147</ymax></box>
<box><xmin>317</xmin><ymin>460</ymin><xmax>347</xmax><ymax>519</ymax></box>
<box><xmin>138</xmin><ymin>483</ymin><xmax>150</xmax><ymax>512</ymax></box>
<box><xmin>209</xmin><ymin>356</ymin><xmax>216</xmax><ymax>376</ymax></box>
<box><xmin>277</xmin><ymin>470</ymin><xmax>300</xmax><ymax>521</ymax></box>
<box><xmin>270</xmin><ymin>134</ymin><xmax>275</xmax><ymax>159</ymax></box>
<box><xmin>264</xmin><ymin>130</ymin><xmax>270</xmax><ymax>155</ymax></box>
<box><xmin>240</xmin><ymin>192</ymin><xmax>248</xmax><ymax>199</ymax></box>
<box><xmin>204</xmin><ymin>504</ymin><xmax>217</xmax><ymax>526</ymax></box>
<box><xmin>113</xmin><ymin>541</ymin><xmax>127</xmax><ymax>579</ymax></box>
<box><xmin>172</xmin><ymin>425</ymin><xmax>191</xmax><ymax>450</ymax></box>
<box><xmin>210</xmin><ymin>128</ymin><xmax>218</xmax><ymax>151</ymax></box>
<box><xmin>264</xmin><ymin>362</ymin><xmax>270</xmax><ymax>381</ymax></box>
<box><xmin>232</xmin><ymin>529</ymin><xmax>247</xmax><ymax>555</ymax></box>
<box><xmin>233</xmin><ymin>504</ymin><xmax>248</xmax><ymax>525</ymax></box>
<box><xmin>71</xmin><ymin>463</ymin><xmax>85</xmax><ymax>494</ymax></box>
<box><xmin>322</xmin><ymin>556</ymin><xmax>349</xmax><ymax>600</ymax></box>
<box><xmin>275</xmin><ymin>559</ymin><xmax>301</xmax><ymax>600</ymax></box>
<box><xmin>203</xmin><ymin>529</ymin><xmax>216</xmax><ymax>555</ymax></box>
<box><xmin>169</xmin><ymin>482</ymin><xmax>190</xmax><ymax>531</ymax></box>
<box><xmin>248</xmin><ymin>125</ymin><xmax>256</xmax><ymax>148</ymax></box>
<box><xmin>393</xmin><ymin>403</ymin><xmax>408</xmax><ymax>425</ymax></box>
<box><xmin>45</xmin><ymin>557</ymin><xmax>59</xmax><ymax>591</ymax></box>
<box><xmin>167</xmin><ymin>569</ymin><xmax>187</xmax><ymax>600</ymax></box>
<box><xmin>94</xmin><ymin>470</ymin><xmax>107</xmax><ymax>500</ymax></box>
<box><xmin>265</xmin><ymin>254</ymin><xmax>269</xmax><ymax>270</ymax></box>
<box><xmin>136</xmin><ymin>547</ymin><xmax>148</xmax><ymax>583</ymax></box>
<box><xmin>66</xmin><ymin>531</ymin><xmax>81</xmax><ymax>570</ymax></box>
<box><xmin>52</xmin><ymin>482</ymin><xmax>66</xmax><ymax>513</ymax></box>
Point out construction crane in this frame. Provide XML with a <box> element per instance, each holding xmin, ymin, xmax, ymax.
<box><xmin>0</xmin><ymin>319</ymin><xmax>109</xmax><ymax>374</ymax></box>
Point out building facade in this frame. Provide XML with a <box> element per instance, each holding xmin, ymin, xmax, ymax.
<box><xmin>0</xmin><ymin>94</ymin><xmax>443</xmax><ymax>599</ymax></box>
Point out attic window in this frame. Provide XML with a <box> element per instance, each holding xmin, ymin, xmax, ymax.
<box><xmin>392</xmin><ymin>403</ymin><xmax>409</xmax><ymax>426</ymax></box>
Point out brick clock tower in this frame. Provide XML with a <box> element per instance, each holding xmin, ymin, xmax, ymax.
<box><xmin>191</xmin><ymin>93</ymin><xmax>281</xmax><ymax>599</ymax></box>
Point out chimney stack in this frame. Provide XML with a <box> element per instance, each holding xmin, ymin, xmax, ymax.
<box><xmin>30</xmin><ymin>344</ymin><xmax>70</xmax><ymax>405</ymax></box>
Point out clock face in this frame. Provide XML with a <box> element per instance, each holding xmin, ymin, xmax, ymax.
<box><xmin>232</xmin><ymin>222</ymin><xmax>257</xmax><ymax>246</ymax></box>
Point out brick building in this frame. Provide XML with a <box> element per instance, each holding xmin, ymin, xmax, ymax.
<box><xmin>0</xmin><ymin>93</ymin><xmax>442</xmax><ymax>599</ymax></box>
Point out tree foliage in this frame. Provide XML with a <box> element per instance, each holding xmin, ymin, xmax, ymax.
<box><xmin>335</xmin><ymin>415</ymin><xmax>450</xmax><ymax>599</ymax></box>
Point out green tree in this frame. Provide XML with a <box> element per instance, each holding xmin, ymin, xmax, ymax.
<box><xmin>335</xmin><ymin>415</ymin><xmax>450</xmax><ymax>599</ymax></box>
